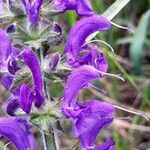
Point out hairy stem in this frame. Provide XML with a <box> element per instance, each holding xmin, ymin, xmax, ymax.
<box><xmin>42</xmin><ymin>127</ymin><xmax>57</xmax><ymax>150</ymax></box>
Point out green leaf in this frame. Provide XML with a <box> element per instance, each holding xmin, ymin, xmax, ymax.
<box><xmin>0</xmin><ymin>141</ymin><xmax>4</xmax><ymax>150</ymax></box>
<box><xmin>117</xmin><ymin>37</ymin><xmax>133</xmax><ymax>44</ymax></box>
<box><xmin>102</xmin><ymin>0</ymin><xmax>131</xmax><ymax>20</ymax></box>
<box><xmin>0</xmin><ymin>13</ymin><xmax>14</xmax><ymax>26</ymax></box>
<box><xmin>64</xmin><ymin>11</ymin><xmax>77</xmax><ymax>29</ymax></box>
<box><xmin>129</xmin><ymin>10</ymin><xmax>150</xmax><ymax>75</ymax></box>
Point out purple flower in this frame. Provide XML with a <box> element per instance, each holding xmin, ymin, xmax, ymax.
<box><xmin>0</xmin><ymin>118</ymin><xmax>36</xmax><ymax>150</ymax></box>
<box><xmin>19</xmin><ymin>48</ymin><xmax>44</xmax><ymax>113</ymax></box>
<box><xmin>63</xmin><ymin>65</ymin><xmax>103</xmax><ymax>108</ymax></box>
<box><xmin>72</xmin><ymin>101</ymin><xmax>115</xmax><ymax>150</ymax></box>
<box><xmin>88</xmin><ymin>139</ymin><xmax>115</xmax><ymax>150</ymax></box>
<box><xmin>22</xmin><ymin>0</ymin><xmax>43</xmax><ymax>25</ymax></box>
<box><xmin>62</xmin><ymin>65</ymin><xmax>115</xmax><ymax>149</ymax></box>
<box><xmin>54</xmin><ymin>0</ymin><xmax>94</xmax><ymax>16</ymax></box>
<box><xmin>64</xmin><ymin>15</ymin><xmax>111</xmax><ymax>57</ymax></box>
<box><xmin>0</xmin><ymin>28</ymin><xmax>20</xmax><ymax>74</ymax></box>
<box><xmin>70</xmin><ymin>46</ymin><xmax>108</xmax><ymax>73</ymax></box>
<box><xmin>64</xmin><ymin>15</ymin><xmax>111</xmax><ymax>70</ymax></box>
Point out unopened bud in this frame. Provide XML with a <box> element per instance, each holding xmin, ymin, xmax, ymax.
<box><xmin>49</xmin><ymin>53</ymin><xmax>60</xmax><ymax>71</ymax></box>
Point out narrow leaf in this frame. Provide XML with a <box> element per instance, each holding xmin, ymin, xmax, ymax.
<box><xmin>102</xmin><ymin>0</ymin><xmax>131</xmax><ymax>20</ymax></box>
<box><xmin>87</xmin><ymin>0</ymin><xmax>131</xmax><ymax>41</ymax></box>
<box><xmin>129</xmin><ymin>10</ymin><xmax>150</xmax><ymax>75</ymax></box>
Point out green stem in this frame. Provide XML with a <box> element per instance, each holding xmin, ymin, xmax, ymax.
<box><xmin>42</xmin><ymin>127</ymin><xmax>57</xmax><ymax>150</ymax></box>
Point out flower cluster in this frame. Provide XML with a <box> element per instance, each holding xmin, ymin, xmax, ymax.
<box><xmin>61</xmin><ymin>11</ymin><xmax>116</xmax><ymax>150</ymax></box>
<box><xmin>0</xmin><ymin>0</ymin><xmax>127</xmax><ymax>149</ymax></box>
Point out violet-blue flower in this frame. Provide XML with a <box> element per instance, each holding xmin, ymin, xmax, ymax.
<box><xmin>22</xmin><ymin>0</ymin><xmax>43</xmax><ymax>25</ymax></box>
<box><xmin>72</xmin><ymin>101</ymin><xmax>115</xmax><ymax>150</ymax></box>
<box><xmin>64</xmin><ymin>15</ymin><xmax>111</xmax><ymax>57</ymax></box>
<box><xmin>70</xmin><ymin>46</ymin><xmax>108</xmax><ymax>73</ymax></box>
<box><xmin>0</xmin><ymin>117</ymin><xmax>36</xmax><ymax>150</ymax></box>
<box><xmin>62</xmin><ymin>65</ymin><xmax>116</xmax><ymax>150</ymax></box>
<box><xmin>64</xmin><ymin>15</ymin><xmax>111</xmax><ymax>70</ymax></box>
<box><xmin>19</xmin><ymin>48</ymin><xmax>44</xmax><ymax>113</ymax></box>
<box><xmin>54</xmin><ymin>0</ymin><xmax>94</xmax><ymax>16</ymax></box>
<box><xmin>63</xmin><ymin>65</ymin><xmax>106</xmax><ymax>108</ymax></box>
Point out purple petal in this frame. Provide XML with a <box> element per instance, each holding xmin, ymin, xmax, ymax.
<box><xmin>63</xmin><ymin>65</ymin><xmax>101</xmax><ymax>108</ymax></box>
<box><xmin>8</xmin><ymin>57</ymin><xmax>20</xmax><ymax>75</ymax></box>
<box><xmin>54</xmin><ymin>0</ymin><xmax>93</xmax><ymax>16</ymax></box>
<box><xmin>22</xmin><ymin>48</ymin><xmax>43</xmax><ymax>93</ymax></box>
<box><xmin>29</xmin><ymin>88</ymin><xmax>44</xmax><ymax>107</ymax></box>
<box><xmin>0</xmin><ymin>118</ymin><xmax>35</xmax><ymax>150</ymax></box>
<box><xmin>64</xmin><ymin>15</ymin><xmax>111</xmax><ymax>57</ymax></box>
<box><xmin>22</xmin><ymin>0</ymin><xmax>43</xmax><ymax>25</ymax></box>
<box><xmin>0</xmin><ymin>74</ymin><xmax>13</xmax><ymax>90</ymax></box>
<box><xmin>72</xmin><ymin>46</ymin><xmax>108</xmax><ymax>73</ymax></box>
<box><xmin>19</xmin><ymin>83</ymin><xmax>33</xmax><ymax>114</ymax></box>
<box><xmin>22</xmin><ymin>48</ymin><xmax>44</xmax><ymax>107</ymax></box>
<box><xmin>72</xmin><ymin>101</ymin><xmax>115</xmax><ymax>149</ymax></box>
<box><xmin>73</xmin><ymin>101</ymin><xmax>115</xmax><ymax>136</ymax></box>
<box><xmin>0</xmin><ymin>74</ymin><xmax>20</xmax><ymax>95</ymax></box>
<box><xmin>0</xmin><ymin>28</ymin><xmax>12</xmax><ymax>61</ymax></box>
<box><xmin>88</xmin><ymin>139</ymin><xmax>116</xmax><ymax>150</ymax></box>
<box><xmin>6</xmin><ymin>98</ymin><xmax>20</xmax><ymax>116</ymax></box>
<box><xmin>76</xmin><ymin>0</ymin><xmax>94</xmax><ymax>16</ymax></box>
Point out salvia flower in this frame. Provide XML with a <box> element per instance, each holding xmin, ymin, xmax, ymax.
<box><xmin>0</xmin><ymin>28</ymin><xmax>20</xmax><ymax>74</ymax></box>
<box><xmin>63</xmin><ymin>65</ymin><xmax>100</xmax><ymax>108</ymax></box>
<box><xmin>19</xmin><ymin>48</ymin><xmax>44</xmax><ymax>113</ymax></box>
<box><xmin>62</xmin><ymin>65</ymin><xmax>115</xmax><ymax>149</ymax></box>
<box><xmin>22</xmin><ymin>0</ymin><xmax>43</xmax><ymax>25</ymax></box>
<box><xmin>0</xmin><ymin>118</ymin><xmax>35</xmax><ymax>150</ymax></box>
<box><xmin>64</xmin><ymin>15</ymin><xmax>111</xmax><ymax>68</ymax></box>
<box><xmin>54</xmin><ymin>0</ymin><xmax>94</xmax><ymax>16</ymax></box>
<box><xmin>70</xmin><ymin>46</ymin><xmax>108</xmax><ymax>73</ymax></box>
<box><xmin>73</xmin><ymin>101</ymin><xmax>115</xmax><ymax>150</ymax></box>
<box><xmin>64</xmin><ymin>15</ymin><xmax>111</xmax><ymax>56</ymax></box>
